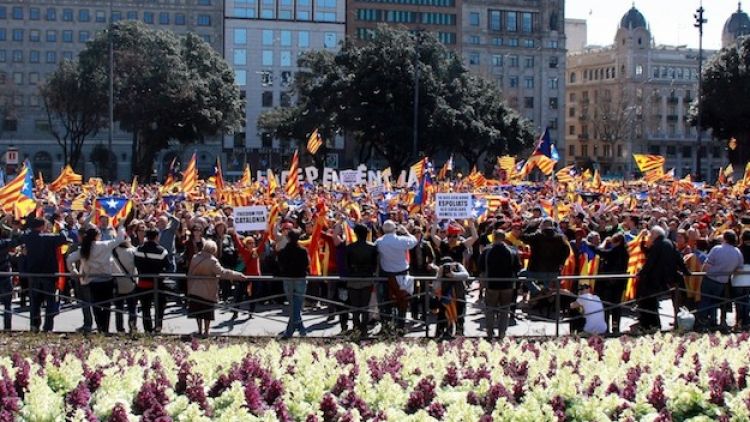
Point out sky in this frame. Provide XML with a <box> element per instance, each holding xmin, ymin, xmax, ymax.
<box><xmin>565</xmin><ymin>0</ymin><xmax>742</xmax><ymax>50</ymax></box>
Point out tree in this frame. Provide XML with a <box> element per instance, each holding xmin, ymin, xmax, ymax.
<box><xmin>0</xmin><ymin>74</ymin><xmax>19</xmax><ymax>138</ymax></box>
<box><xmin>259</xmin><ymin>26</ymin><xmax>533</xmax><ymax>173</ymax></box>
<box><xmin>690</xmin><ymin>36</ymin><xmax>750</xmax><ymax>166</ymax></box>
<box><xmin>40</xmin><ymin>60</ymin><xmax>107</xmax><ymax>171</ymax></box>
<box><xmin>78</xmin><ymin>22</ymin><xmax>243</xmax><ymax>177</ymax></box>
<box><xmin>590</xmin><ymin>86</ymin><xmax>637</xmax><ymax>144</ymax></box>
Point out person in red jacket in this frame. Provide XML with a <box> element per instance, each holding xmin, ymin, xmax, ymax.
<box><xmin>230</xmin><ymin>227</ymin><xmax>265</xmax><ymax>319</ymax></box>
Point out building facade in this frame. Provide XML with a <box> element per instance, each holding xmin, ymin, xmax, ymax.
<box><xmin>0</xmin><ymin>0</ymin><xmax>224</xmax><ymax>180</ymax></box>
<box><xmin>461</xmin><ymin>0</ymin><xmax>566</xmax><ymax>159</ymax></box>
<box><xmin>347</xmin><ymin>0</ymin><xmax>462</xmax><ymax>49</ymax></box>
<box><xmin>723</xmin><ymin>3</ymin><xmax>750</xmax><ymax>48</ymax></box>
<box><xmin>564</xmin><ymin>18</ymin><xmax>586</xmax><ymax>53</ymax></box>
<box><xmin>565</xmin><ymin>6</ymin><xmax>723</xmax><ymax>179</ymax></box>
<box><xmin>224</xmin><ymin>0</ymin><xmax>346</xmax><ymax>175</ymax></box>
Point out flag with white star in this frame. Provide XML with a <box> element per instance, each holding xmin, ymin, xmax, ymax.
<box><xmin>95</xmin><ymin>196</ymin><xmax>132</xmax><ymax>227</ymax></box>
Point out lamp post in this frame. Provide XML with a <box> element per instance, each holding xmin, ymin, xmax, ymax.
<box><xmin>412</xmin><ymin>30</ymin><xmax>422</xmax><ymax>161</ymax></box>
<box><xmin>107</xmin><ymin>0</ymin><xmax>114</xmax><ymax>180</ymax></box>
<box><xmin>694</xmin><ymin>2</ymin><xmax>706</xmax><ymax>180</ymax></box>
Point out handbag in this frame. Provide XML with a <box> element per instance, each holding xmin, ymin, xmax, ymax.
<box><xmin>113</xmin><ymin>249</ymin><xmax>136</xmax><ymax>295</ymax></box>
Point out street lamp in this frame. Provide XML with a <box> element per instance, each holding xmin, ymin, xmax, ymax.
<box><xmin>694</xmin><ymin>2</ymin><xmax>706</xmax><ymax>180</ymax></box>
<box><xmin>412</xmin><ymin>30</ymin><xmax>422</xmax><ymax>162</ymax></box>
<box><xmin>107</xmin><ymin>0</ymin><xmax>114</xmax><ymax>180</ymax></box>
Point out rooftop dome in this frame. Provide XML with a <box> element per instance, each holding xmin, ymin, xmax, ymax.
<box><xmin>723</xmin><ymin>3</ymin><xmax>750</xmax><ymax>40</ymax></box>
<box><xmin>619</xmin><ymin>6</ymin><xmax>647</xmax><ymax>30</ymax></box>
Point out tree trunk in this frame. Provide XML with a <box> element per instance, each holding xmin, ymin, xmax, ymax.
<box><xmin>132</xmin><ymin>131</ymin><xmax>159</xmax><ymax>179</ymax></box>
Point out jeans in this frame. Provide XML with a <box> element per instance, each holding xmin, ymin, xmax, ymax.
<box><xmin>733</xmin><ymin>286</ymin><xmax>750</xmax><ymax>328</ymax></box>
<box><xmin>89</xmin><ymin>280</ymin><xmax>114</xmax><ymax>334</ymax></box>
<box><xmin>348</xmin><ymin>286</ymin><xmax>372</xmax><ymax>334</ymax></box>
<box><xmin>136</xmin><ymin>286</ymin><xmax>165</xmax><ymax>333</ymax></box>
<box><xmin>114</xmin><ymin>293</ymin><xmax>137</xmax><ymax>332</ymax></box>
<box><xmin>697</xmin><ymin>276</ymin><xmax>727</xmax><ymax>329</ymax></box>
<box><xmin>75</xmin><ymin>282</ymin><xmax>93</xmax><ymax>330</ymax></box>
<box><xmin>283</xmin><ymin>280</ymin><xmax>307</xmax><ymax>336</ymax></box>
<box><xmin>485</xmin><ymin>288</ymin><xmax>515</xmax><ymax>338</ymax></box>
<box><xmin>0</xmin><ymin>277</ymin><xmax>12</xmax><ymax>330</ymax></box>
<box><xmin>29</xmin><ymin>277</ymin><xmax>58</xmax><ymax>332</ymax></box>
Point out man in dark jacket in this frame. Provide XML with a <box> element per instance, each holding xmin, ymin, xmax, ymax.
<box><xmin>638</xmin><ymin>226</ymin><xmax>690</xmax><ymax>331</ymax></box>
<box><xmin>134</xmin><ymin>229</ymin><xmax>169</xmax><ymax>333</ymax></box>
<box><xmin>0</xmin><ymin>220</ymin><xmax>21</xmax><ymax>330</ymax></box>
<box><xmin>522</xmin><ymin>218</ymin><xmax>570</xmax><ymax>291</ymax></box>
<box><xmin>408</xmin><ymin>225</ymin><xmax>435</xmax><ymax>321</ymax></box>
<box><xmin>593</xmin><ymin>233</ymin><xmax>629</xmax><ymax>333</ymax></box>
<box><xmin>479</xmin><ymin>230</ymin><xmax>522</xmax><ymax>339</ymax></box>
<box><xmin>20</xmin><ymin>218</ymin><xmax>68</xmax><ymax>332</ymax></box>
<box><xmin>278</xmin><ymin>229</ymin><xmax>309</xmax><ymax>338</ymax></box>
<box><xmin>344</xmin><ymin>224</ymin><xmax>378</xmax><ymax>338</ymax></box>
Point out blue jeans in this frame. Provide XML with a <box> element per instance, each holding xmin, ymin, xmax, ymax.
<box><xmin>697</xmin><ymin>277</ymin><xmax>727</xmax><ymax>329</ymax></box>
<box><xmin>29</xmin><ymin>277</ymin><xmax>58</xmax><ymax>332</ymax></box>
<box><xmin>732</xmin><ymin>286</ymin><xmax>750</xmax><ymax>328</ymax></box>
<box><xmin>283</xmin><ymin>280</ymin><xmax>307</xmax><ymax>336</ymax></box>
<box><xmin>0</xmin><ymin>277</ymin><xmax>12</xmax><ymax>330</ymax></box>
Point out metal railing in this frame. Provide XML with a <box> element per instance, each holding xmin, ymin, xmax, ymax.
<box><xmin>0</xmin><ymin>270</ymin><xmax>748</xmax><ymax>338</ymax></box>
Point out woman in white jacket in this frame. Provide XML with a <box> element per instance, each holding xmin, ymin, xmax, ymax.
<box><xmin>67</xmin><ymin>224</ymin><xmax>126</xmax><ymax>334</ymax></box>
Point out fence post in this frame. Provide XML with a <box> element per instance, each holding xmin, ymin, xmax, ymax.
<box><xmin>554</xmin><ymin>276</ymin><xmax>561</xmax><ymax>337</ymax></box>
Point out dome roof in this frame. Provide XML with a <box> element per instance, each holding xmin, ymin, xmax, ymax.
<box><xmin>724</xmin><ymin>3</ymin><xmax>750</xmax><ymax>39</ymax></box>
<box><xmin>619</xmin><ymin>6</ymin><xmax>647</xmax><ymax>30</ymax></box>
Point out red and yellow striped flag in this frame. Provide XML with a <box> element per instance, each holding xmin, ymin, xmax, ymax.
<box><xmin>285</xmin><ymin>150</ymin><xmax>300</xmax><ymax>198</ymax></box>
<box><xmin>267</xmin><ymin>169</ymin><xmax>278</xmax><ymax>193</ymax></box>
<box><xmin>182</xmin><ymin>153</ymin><xmax>198</xmax><ymax>193</ymax></box>
<box><xmin>306</xmin><ymin>129</ymin><xmax>323</xmax><ymax>155</ymax></box>
<box><xmin>240</xmin><ymin>164</ymin><xmax>252</xmax><ymax>187</ymax></box>
<box><xmin>625</xmin><ymin>231</ymin><xmax>648</xmax><ymax>300</ymax></box>
<box><xmin>527</xmin><ymin>154</ymin><xmax>556</xmax><ymax>175</ymax></box>
<box><xmin>48</xmin><ymin>165</ymin><xmax>83</xmax><ymax>192</ymax></box>
<box><xmin>555</xmin><ymin>165</ymin><xmax>575</xmax><ymax>184</ymax></box>
<box><xmin>633</xmin><ymin>154</ymin><xmax>665</xmax><ymax>174</ymax></box>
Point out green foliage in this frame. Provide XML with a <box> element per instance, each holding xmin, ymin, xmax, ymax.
<box><xmin>691</xmin><ymin>36</ymin><xmax>750</xmax><ymax>165</ymax></box>
<box><xmin>258</xmin><ymin>25</ymin><xmax>533</xmax><ymax>173</ymax></box>
<box><xmin>77</xmin><ymin>21</ymin><xmax>243</xmax><ymax>177</ymax></box>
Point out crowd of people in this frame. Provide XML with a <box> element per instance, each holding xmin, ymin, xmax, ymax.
<box><xmin>0</xmin><ymin>172</ymin><xmax>749</xmax><ymax>340</ymax></box>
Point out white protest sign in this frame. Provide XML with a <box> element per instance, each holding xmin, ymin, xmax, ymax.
<box><xmin>233</xmin><ymin>205</ymin><xmax>268</xmax><ymax>232</ymax></box>
<box><xmin>435</xmin><ymin>193</ymin><xmax>473</xmax><ymax>220</ymax></box>
<box><xmin>339</xmin><ymin>170</ymin><xmax>360</xmax><ymax>187</ymax></box>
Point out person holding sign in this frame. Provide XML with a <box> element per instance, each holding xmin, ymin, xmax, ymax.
<box><xmin>230</xmin><ymin>227</ymin><xmax>265</xmax><ymax>319</ymax></box>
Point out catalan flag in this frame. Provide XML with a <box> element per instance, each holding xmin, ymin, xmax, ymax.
<box><xmin>555</xmin><ymin>165</ymin><xmax>576</xmax><ymax>184</ymax></box>
<box><xmin>633</xmin><ymin>154</ymin><xmax>665</xmax><ymax>174</ymax></box>
<box><xmin>306</xmin><ymin>128</ymin><xmax>323</xmax><ymax>155</ymax></box>
<box><xmin>214</xmin><ymin>158</ymin><xmax>226</xmax><ymax>198</ymax></box>
<box><xmin>14</xmin><ymin>162</ymin><xmax>37</xmax><ymax>219</ymax></box>
<box><xmin>578</xmin><ymin>242</ymin><xmax>600</xmax><ymax>289</ymax></box>
<box><xmin>285</xmin><ymin>150</ymin><xmax>300</xmax><ymax>198</ymax></box>
<box><xmin>306</xmin><ymin>201</ymin><xmax>328</xmax><ymax>276</ymax></box>
<box><xmin>48</xmin><ymin>165</ymin><xmax>83</xmax><ymax>192</ymax></box>
<box><xmin>162</xmin><ymin>157</ymin><xmax>180</xmax><ymax>193</ymax></box>
<box><xmin>240</xmin><ymin>164</ymin><xmax>252</xmax><ymax>187</ymax></box>
<box><xmin>625</xmin><ymin>230</ymin><xmax>648</xmax><ymax>300</ymax></box>
<box><xmin>95</xmin><ymin>197</ymin><xmax>133</xmax><ymax>227</ymax></box>
<box><xmin>498</xmin><ymin>156</ymin><xmax>516</xmax><ymax>173</ymax></box>
<box><xmin>410</xmin><ymin>158</ymin><xmax>428</xmax><ymax>181</ymax></box>
<box><xmin>409</xmin><ymin>171</ymin><xmax>432</xmax><ymax>214</ymax></box>
<box><xmin>0</xmin><ymin>161</ymin><xmax>35</xmax><ymax>215</ymax></box>
<box><xmin>130</xmin><ymin>177</ymin><xmax>138</xmax><ymax>195</ymax></box>
<box><xmin>467</xmin><ymin>167</ymin><xmax>487</xmax><ymax>188</ymax></box>
<box><xmin>182</xmin><ymin>153</ymin><xmax>198</xmax><ymax>193</ymax></box>
<box><xmin>267</xmin><ymin>169</ymin><xmax>279</xmax><ymax>192</ymax></box>
<box><xmin>526</xmin><ymin>128</ymin><xmax>559</xmax><ymax>176</ymax></box>
<box><xmin>643</xmin><ymin>168</ymin><xmax>665</xmax><ymax>183</ymax></box>
<box><xmin>437</xmin><ymin>155</ymin><xmax>453</xmax><ymax>180</ymax></box>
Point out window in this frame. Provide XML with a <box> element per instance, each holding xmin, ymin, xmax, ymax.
<box><xmin>491</xmin><ymin>37</ymin><xmax>502</xmax><ymax>46</ymax></box>
<box><xmin>324</xmin><ymin>32</ymin><xmax>337</xmax><ymax>49</ymax></box>
<box><xmin>469</xmin><ymin>12</ymin><xmax>479</xmax><ymax>26</ymax></box>
<box><xmin>29</xmin><ymin>30</ymin><xmax>40</xmax><ymax>42</ymax></box>
<box><xmin>507</xmin><ymin>38</ymin><xmax>518</xmax><ymax>47</ymax></box>
<box><xmin>62</xmin><ymin>51</ymin><xmax>73</xmax><ymax>61</ymax></box>
<box><xmin>12</xmin><ymin>7</ymin><xmax>22</xmax><ymax>19</ymax></box>
<box><xmin>12</xmin><ymin>29</ymin><xmax>23</xmax><ymax>42</ymax></box>
<box><xmin>159</xmin><ymin>12</ymin><xmax>169</xmax><ymax>24</ymax></box>
<box><xmin>548</xmin><ymin>40</ymin><xmax>558</xmax><ymax>49</ymax></box>
<box><xmin>197</xmin><ymin>15</ymin><xmax>211</xmax><ymax>26</ymax></box>
<box><xmin>524</xmin><ymin>77</ymin><xmax>534</xmax><ymax>89</ymax></box>
<box><xmin>262</xmin><ymin>9</ymin><xmax>274</xmax><ymax>18</ymax></box>
<box><xmin>682</xmin><ymin>146</ymin><xmax>692</xmax><ymax>158</ymax></box>
<box><xmin>63</xmin><ymin>9</ymin><xmax>73</xmax><ymax>21</ymax></box>
<box><xmin>582</xmin><ymin>145</ymin><xmax>588</xmax><ymax>156</ymax></box>
<box><xmin>489</xmin><ymin>10</ymin><xmax>501</xmax><ymax>31</ymax></box>
<box><xmin>144</xmin><ymin>11</ymin><xmax>154</xmax><ymax>24</ymax></box>
<box><xmin>0</xmin><ymin>51</ymin><xmax>5</xmax><ymax>63</ymax></box>
<box><xmin>524</xmin><ymin>39</ymin><xmax>534</xmax><ymax>48</ymax></box>
<box><xmin>46</xmin><ymin>51</ymin><xmax>57</xmax><ymax>63</ymax></box>
<box><xmin>549</xmin><ymin>97</ymin><xmax>558</xmax><ymax>109</ymax></box>
<box><xmin>127</xmin><ymin>11</ymin><xmax>138</xmax><ymax>20</ymax></box>
<box><xmin>12</xmin><ymin>50</ymin><xmax>23</xmax><ymax>63</ymax></box>
<box><xmin>549</xmin><ymin>119</ymin><xmax>558</xmax><ymax>130</ymax></box>
<box><xmin>635</xmin><ymin>64</ymin><xmax>643</xmax><ymax>76</ymax></box>
<box><xmin>509</xmin><ymin>76</ymin><xmax>518</xmax><ymax>88</ymax></box>
<box><xmin>262</xmin><ymin>91</ymin><xmax>273</xmax><ymax>107</ymax></box>
<box><xmin>175</xmin><ymin>13</ymin><xmax>185</xmax><ymax>25</ymax></box>
<box><xmin>79</xmin><ymin>9</ymin><xmax>90</xmax><ymax>22</ymax></box>
<box><xmin>201</xmin><ymin>35</ymin><xmax>211</xmax><ymax>43</ymax></box>
<box><xmin>277</xmin><ymin>10</ymin><xmax>290</xmax><ymax>19</ymax></box>
<box><xmin>569</xmin><ymin>72</ymin><xmax>576</xmax><ymax>83</ymax></box>
<box><xmin>469</xmin><ymin>35</ymin><xmax>479</xmax><ymax>45</ymax></box>
<box><xmin>524</xmin><ymin>56</ymin><xmax>534</xmax><ymax>68</ymax></box>
<box><xmin>617</xmin><ymin>145</ymin><xmax>623</xmax><ymax>157</ymax></box>
<box><xmin>232</xmin><ymin>29</ymin><xmax>246</xmax><ymax>45</ymax></box>
<box><xmin>506</xmin><ymin>12</ymin><xmax>517</xmax><ymax>32</ymax></box>
<box><xmin>521</xmin><ymin>12</ymin><xmax>532</xmax><ymax>32</ymax></box>
<box><xmin>260</xmin><ymin>71</ymin><xmax>273</xmax><ymax>86</ymax></box>
<box><xmin>12</xmin><ymin>72</ymin><xmax>22</xmax><ymax>85</ymax></box>
<box><xmin>29</xmin><ymin>72</ymin><xmax>39</xmax><ymax>85</ymax></box>
<box><xmin>280</xmin><ymin>51</ymin><xmax>291</xmax><ymax>67</ymax></box>
<box><xmin>569</xmin><ymin>126</ymin><xmax>575</xmax><ymax>137</ymax></box>
<box><xmin>569</xmin><ymin>93</ymin><xmax>576</xmax><ymax>102</ymax></box>
<box><xmin>30</xmin><ymin>7</ymin><xmax>40</xmax><ymax>20</ymax></box>
<box><xmin>262</xmin><ymin>30</ymin><xmax>273</xmax><ymax>46</ymax></box>
<box><xmin>235</xmin><ymin>70</ymin><xmax>247</xmax><ymax>86</ymax></box>
<box><xmin>29</xmin><ymin>50</ymin><xmax>39</xmax><ymax>63</ymax></box>
<box><xmin>299</xmin><ymin>31</ymin><xmax>310</xmax><ymax>48</ymax></box>
<box><xmin>281</xmin><ymin>92</ymin><xmax>291</xmax><ymax>107</ymax></box>
<box><xmin>297</xmin><ymin>11</ymin><xmax>310</xmax><ymax>20</ymax></box>
<box><xmin>524</xmin><ymin>97</ymin><xmax>534</xmax><ymax>108</ymax></box>
<box><xmin>0</xmin><ymin>6</ymin><xmax>6</xmax><ymax>19</ymax></box>
<box><xmin>491</xmin><ymin>55</ymin><xmax>503</xmax><ymax>67</ymax></box>
<box><xmin>280</xmin><ymin>31</ymin><xmax>291</xmax><ymax>47</ymax></box>
<box><xmin>198</xmin><ymin>0</ymin><xmax>211</xmax><ymax>4</ymax></box>
<box><xmin>569</xmin><ymin>144</ymin><xmax>575</xmax><ymax>156</ymax></box>
<box><xmin>469</xmin><ymin>53</ymin><xmax>479</xmax><ymax>65</ymax></box>
<box><xmin>508</xmin><ymin>55</ymin><xmax>518</xmax><ymax>67</ymax></box>
<box><xmin>79</xmin><ymin>31</ymin><xmax>90</xmax><ymax>43</ymax></box>
<box><xmin>0</xmin><ymin>29</ymin><xmax>4</xmax><ymax>41</ymax></box>
<box><xmin>316</xmin><ymin>11</ymin><xmax>336</xmax><ymax>21</ymax></box>
<box><xmin>233</xmin><ymin>49</ymin><xmax>246</xmax><ymax>65</ymax></box>
<box><xmin>46</xmin><ymin>30</ymin><xmax>56</xmax><ymax>42</ymax></box>
<box><xmin>111</xmin><ymin>11</ymin><xmax>122</xmax><ymax>21</ymax></box>
<box><xmin>549</xmin><ymin>56</ymin><xmax>558</xmax><ymax>69</ymax></box>
<box><xmin>262</xmin><ymin>50</ymin><xmax>273</xmax><ymax>66</ymax></box>
<box><xmin>96</xmin><ymin>10</ymin><xmax>106</xmax><ymax>22</ymax></box>
<box><xmin>568</xmin><ymin>107</ymin><xmax>575</xmax><ymax>117</ymax></box>
<box><xmin>281</xmin><ymin>71</ymin><xmax>292</xmax><ymax>87</ymax></box>
<box><xmin>548</xmin><ymin>78</ymin><xmax>558</xmax><ymax>89</ymax></box>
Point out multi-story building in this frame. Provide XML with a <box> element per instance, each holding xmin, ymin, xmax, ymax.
<box><xmin>347</xmin><ymin>0</ymin><xmax>462</xmax><ymax>49</ymax></box>
<box><xmin>224</xmin><ymin>0</ymin><xmax>345</xmax><ymax>173</ymax></box>
<box><xmin>723</xmin><ymin>3</ymin><xmax>750</xmax><ymax>48</ymax></box>
<box><xmin>461</xmin><ymin>0</ymin><xmax>566</xmax><ymax>159</ymax></box>
<box><xmin>565</xmin><ymin>6</ymin><xmax>726</xmax><ymax>179</ymax></box>
<box><xmin>565</xmin><ymin>18</ymin><xmax>586</xmax><ymax>53</ymax></box>
<box><xmin>0</xmin><ymin>0</ymin><xmax>224</xmax><ymax>180</ymax></box>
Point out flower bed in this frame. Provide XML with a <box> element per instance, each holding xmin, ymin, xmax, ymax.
<box><xmin>1</xmin><ymin>333</ymin><xmax>750</xmax><ymax>421</ymax></box>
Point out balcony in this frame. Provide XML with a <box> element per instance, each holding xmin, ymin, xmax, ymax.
<box><xmin>578</xmin><ymin>134</ymin><xmax>590</xmax><ymax>141</ymax></box>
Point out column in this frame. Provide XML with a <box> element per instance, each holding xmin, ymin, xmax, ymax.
<box><xmin>677</xmin><ymin>94</ymin><xmax>684</xmax><ymax>137</ymax></box>
<box><xmin>660</xmin><ymin>92</ymin><xmax>667</xmax><ymax>137</ymax></box>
